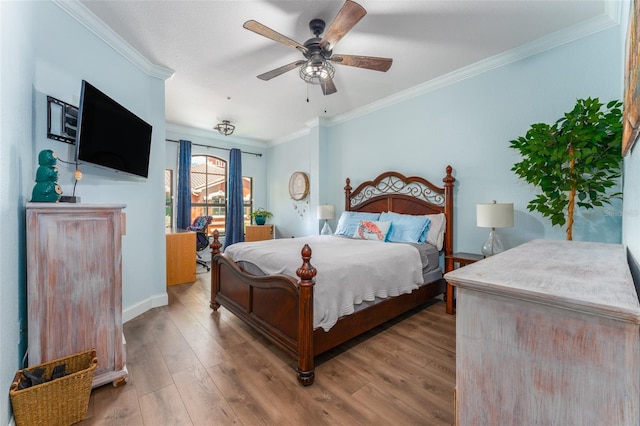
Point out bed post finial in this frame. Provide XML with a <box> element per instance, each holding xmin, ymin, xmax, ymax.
<box><xmin>344</xmin><ymin>178</ymin><xmax>352</xmax><ymax>211</ymax></box>
<box><xmin>296</xmin><ymin>244</ymin><xmax>316</xmax><ymax>386</ymax></box>
<box><xmin>210</xmin><ymin>229</ymin><xmax>222</xmax><ymax>255</ymax></box>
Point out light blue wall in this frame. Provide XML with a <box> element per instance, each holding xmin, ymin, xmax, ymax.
<box><xmin>31</xmin><ymin>2</ymin><xmax>168</xmax><ymax>316</ymax></box>
<box><xmin>269</xmin><ymin>25</ymin><xmax>624</xmax><ymax>253</ymax></box>
<box><xmin>624</xmin><ymin>146</ymin><xmax>640</xmax><ymax>260</ymax></box>
<box><xmin>1</xmin><ymin>2</ymin><xmax>169</xmax><ymax>421</ymax></box>
<box><xmin>1</xmin><ymin>2</ymin><xmax>36</xmax><ymax>423</ymax></box>
<box><xmin>268</xmin><ymin>131</ymin><xmax>316</xmax><ymax>238</ymax></box>
<box><xmin>165</xmin><ymin>125</ymin><xmax>268</xmax><ymax>236</ymax></box>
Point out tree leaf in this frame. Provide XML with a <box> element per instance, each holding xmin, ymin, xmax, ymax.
<box><xmin>510</xmin><ymin>98</ymin><xmax>622</xmax><ymax>237</ymax></box>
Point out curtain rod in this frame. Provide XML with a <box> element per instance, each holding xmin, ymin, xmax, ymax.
<box><xmin>166</xmin><ymin>139</ymin><xmax>263</xmax><ymax>157</ymax></box>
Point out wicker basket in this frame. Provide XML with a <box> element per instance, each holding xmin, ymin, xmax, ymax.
<box><xmin>9</xmin><ymin>349</ymin><xmax>98</xmax><ymax>426</ymax></box>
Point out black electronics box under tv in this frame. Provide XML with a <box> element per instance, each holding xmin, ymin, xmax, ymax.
<box><xmin>59</xmin><ymin>196</ymin><xmax>80</xmax><ymax>203</ymax></box>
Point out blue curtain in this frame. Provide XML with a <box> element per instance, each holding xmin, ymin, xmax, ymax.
<box><xmin>224</xmin><ymin>148</ymin><xmax>244</xmax><ymax>249</ymax></box>
<box><xmin>176</xmin><ymin>139</ymin><xmax>192</xmax><ymax>230</ymax></box>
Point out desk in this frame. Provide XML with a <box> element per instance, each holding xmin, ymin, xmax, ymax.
<box><xmin>246</xmin><ymin>224</ymin><xmax>274</xmax><ymax>242</ymax></box>
<box><xmin>166</xmin><ymin>228</ymin><xmax>196</xmax><ymax>285</ymax></box>
<box><xmin>447</xmin><ymin>252</ymin><xmax>484</xmax><ymax>267</ymax></box>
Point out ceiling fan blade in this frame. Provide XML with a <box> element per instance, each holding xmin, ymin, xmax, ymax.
<box><xmin>244</xmin><ymin>20</ymin><xmax>308</xmax><ymax>54</ymax></box>
<box><xmin>321</xmin><ymin>77</ymin><xmax>337</xmax><ymax>96</ymax></box>
<box><xmin>330</xmin><ymin>54</ymin><xmax>393</xmax><ymax>72</ymax></box>
<box><xmin>320</xmin><ymin>0</ymin><xmax>367</xmax><ymax>51</ymax></box>
<box><xmin>257</xmin><ymin>60</ymin><xmax>306</xmax><ymax>81</ymax></box>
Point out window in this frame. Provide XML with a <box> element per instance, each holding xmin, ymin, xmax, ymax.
<box><xmin>165</xmin><ymin>169</ymin><xmax>173</xmax><ymax>228</ymax></box>
<box><xmin>189</xmin><ymin>155</ymin><xmax>254</xmax><ymax>236</ymax></box>
<box><xmin>191</xmin><ymin>155</ymin><xmax>227</xmax><ymax>234</ymax></box>
<box><xmin>243</xmin><ymin>177</ymin><xmax>253</xmax><ymax>228</ymax></box>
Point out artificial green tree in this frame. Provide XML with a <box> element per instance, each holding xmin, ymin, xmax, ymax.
<box><xmin>510</xmin><ymin>97</ymin><xmax>623</xmax><ymax>240</ymax></box>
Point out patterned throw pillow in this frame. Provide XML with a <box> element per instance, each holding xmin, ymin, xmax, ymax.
<box><xmin>335</xmin><ymin>212</ymin><xmax>381</xmax><ymax>236</ymax></box>
<box><xmin>352</xmin><ymin>220</ymin><xmax>391</xmax><ymax>241</ymax></box>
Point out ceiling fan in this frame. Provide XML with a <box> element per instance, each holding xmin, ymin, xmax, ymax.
<box><xmin>243</xmin><ymin>0</ymin><xmax>392</xmax><ymax>96</ymax></box>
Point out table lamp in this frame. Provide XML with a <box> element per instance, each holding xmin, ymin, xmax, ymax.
<box><xmin>318</xmin><ymin>205</ymin><xmax>335</xmax><ymax>235</ymax></box>
<box><xmin>476</xmin><ymin>201</ymin><xmax>514</xmax><ymax>256</ymax></box>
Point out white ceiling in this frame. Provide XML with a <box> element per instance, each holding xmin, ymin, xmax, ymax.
<box><xmin>77</xmin><ymin>0</ymin><xmax>612</xmax><ymax>143</ymax></box>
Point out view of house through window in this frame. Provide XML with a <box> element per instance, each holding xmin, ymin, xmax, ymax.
<box><xmin>190</xmin><ymin>155</ymin><xmax>253</xmax><ymax>236</ymax></box>
<box><xmin>242</xmin><ymin>177</ymin><xmax>253</xmax><ymax>228</ymax></box>
<box><xmin>165</xmin><ymin>169</ymin><xmax>173</xmax><ymax>228</ymax></box>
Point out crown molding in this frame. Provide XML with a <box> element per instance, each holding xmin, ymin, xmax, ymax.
<box><xmin>269</xmin><ymin>126</ymin><xmax>311</xmax><ymax>147</ymax></box>
<box><xmin>165</xmin><ymin>123</ymin><xmax>267</xmax><ymax>149</ymax></box>
<box><xmin>604</xmin><ymin>0</ymin><xmax>624</xmax><ymax>25</ymax></box>
<box><xmin>51</xmin><ymin>0</ymin><xmax>174</xmax><ymax>80</ymax></box>
<box><xmin>322</xmin><ymin>9</ymin><xmax>621</xmax><ymax>129</ymax></box>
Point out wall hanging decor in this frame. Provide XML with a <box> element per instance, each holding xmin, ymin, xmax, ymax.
<box><xmin>623</xmin><ymin>0</ymin><xmax>640</xmax><ymax>156</ymax></box>
<box><xmin>289</xmin><ymin>171</ymin><xmax>310</xmax><ymax>217</ymax></box>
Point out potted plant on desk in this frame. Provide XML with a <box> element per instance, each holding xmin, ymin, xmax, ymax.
<box><xmin>250</xmin><ymin>208</ymin><xmax>273</xmax><ymax>225</ymax></box>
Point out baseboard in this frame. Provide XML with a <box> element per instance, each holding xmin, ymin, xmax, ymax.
<box><xmin>9</xmin><ymin>415</ymin><xmax>15</xmax><ymax>426</ymax></box>
<box><xmin>123</xmin><ymin>292</ymin><xmax>168</xmax><ymax>323</ymax></box>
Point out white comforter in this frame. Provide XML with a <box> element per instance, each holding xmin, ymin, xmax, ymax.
<box><xmin>223</xmin><ymin>235</ymin><xmax>423</xmax><ymax>331</ymax></box>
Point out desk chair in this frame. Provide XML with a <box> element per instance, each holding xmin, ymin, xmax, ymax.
<box><xmin>186</xmin><ymin>215</ymin><xmax>213</xmax><ymax>271</ymax></box>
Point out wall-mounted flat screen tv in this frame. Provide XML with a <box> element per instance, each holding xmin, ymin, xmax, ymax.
<box><xmin>75</xmin><ymin>80</ymin><xmax>152</xmax><ymax>178</ymax></box>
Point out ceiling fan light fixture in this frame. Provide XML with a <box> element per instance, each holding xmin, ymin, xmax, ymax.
<box><xmin>213</xmin><ymin>120</ymin><xmax>235</xmax><ymax>136</ymax></box>
<box><xmin>299</xmin><ymin>60</ymin><xmax>335</xmax><ymax>85</ymax></box>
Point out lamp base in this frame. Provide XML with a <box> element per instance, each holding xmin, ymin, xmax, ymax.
<box><xmin>321</xmin><ymin>220</ymin><xmax>333</xmax><ymax>235</ymax></box>
<box><xmin>481</xmin><ymin>228</ymin><xmax>505</xmax><ymax>257</ymax></box>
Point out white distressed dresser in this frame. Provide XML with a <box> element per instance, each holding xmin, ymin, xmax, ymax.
<box><xmin>444</xmin><ymin>239</ymin><xmax>640</xmax><ymax>425</ymax></box>
<box><xmin>26</xmin><ymin>203</ymin><xmax>128</xmax><ymax>388</ymax></box>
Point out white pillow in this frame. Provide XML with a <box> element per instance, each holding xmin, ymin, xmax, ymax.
<box><xmin>425</xmin><ymin>213</ymin><xmax>446</xmax><ymax>250</ymax></box>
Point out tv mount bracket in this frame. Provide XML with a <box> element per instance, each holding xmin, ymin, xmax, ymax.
<box><xmin>47</xmin><ymin>96</ymin><xmax>78</xmax><ymax>144</ymax></box>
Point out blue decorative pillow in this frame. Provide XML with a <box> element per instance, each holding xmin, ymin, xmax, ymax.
<box><xmin>352</xmin><ymin>220</ymin><xmax>391</xmax><ymax>241</ymax></box>
<box><xmin>335</xmin><ymin>212</ymin><xmax>381</xmax><ymax>236</ymax></box>
<box><xmin>380</xmin><ymin>211</ymin><xmax>431</xmax><ymax>243</ymax></box>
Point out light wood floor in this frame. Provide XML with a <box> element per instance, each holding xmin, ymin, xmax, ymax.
<box><xmin>78</xmin><ymin>271</ymin><xmax>456</xmax><ymax>426</ymax></box>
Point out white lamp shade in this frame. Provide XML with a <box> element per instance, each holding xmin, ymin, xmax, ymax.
<box><xmin>476</xmin><ymin>202</ymin><xmax>514</xmax><ymax>228</ymax></box>
<box><xmin>317</xmin><ymin>205</ymin><xmax>335</xmax><ymax>220</ymax></box>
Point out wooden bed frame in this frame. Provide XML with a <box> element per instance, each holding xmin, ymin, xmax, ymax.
<box><xmin>209</xmin><ymin>166</ymin><xmax>456</xmax><ymax>385</ymax></box>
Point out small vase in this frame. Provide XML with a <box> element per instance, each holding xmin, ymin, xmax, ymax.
<box><xmin>255</xmin><ymin>216</ymin><xmax>266</xmax><ymax>225</ymax></box>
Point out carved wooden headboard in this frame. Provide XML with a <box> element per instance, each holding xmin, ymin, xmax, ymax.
<box><xmin>343</xmin><ymin>166</ymin><xmax>455</xmax><ymax>266</ymax></box>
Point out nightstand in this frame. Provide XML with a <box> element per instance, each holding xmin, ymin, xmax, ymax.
<box><xmin>445</xmin><ymin>252</ymin><xmax>484</xmax><ymax>314</ymax></box>
<box><xmin>245</xmin><ymin>224</ymin><xmax>274</xmax><ymax>242</ymax></box>
<box><xmin>448</xmin><ymin>252</ymin><xmax>484</xmax><ymax>267</ymax></box>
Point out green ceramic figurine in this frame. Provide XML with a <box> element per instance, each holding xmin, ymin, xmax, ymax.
<box><xmin>31</xmin><ymin>149</ymin><xmax>62</xmax><ymax>202</ymax></box>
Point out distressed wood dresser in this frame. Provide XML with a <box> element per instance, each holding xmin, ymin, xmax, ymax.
<box><xmin>445</xmin><ymin>239</ymin><xmax>640</xmax><ymax>425</ymax></box>
<box><xmin>26</xmin><ymin>203</ymin><xmax>128</xmax><ymax>388</ymax></box>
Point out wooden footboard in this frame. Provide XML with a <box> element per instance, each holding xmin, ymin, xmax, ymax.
<box><xmin>210</xmin><ymin>231</ymin><xmax>318</xmax><ymax>385</ymax></box>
